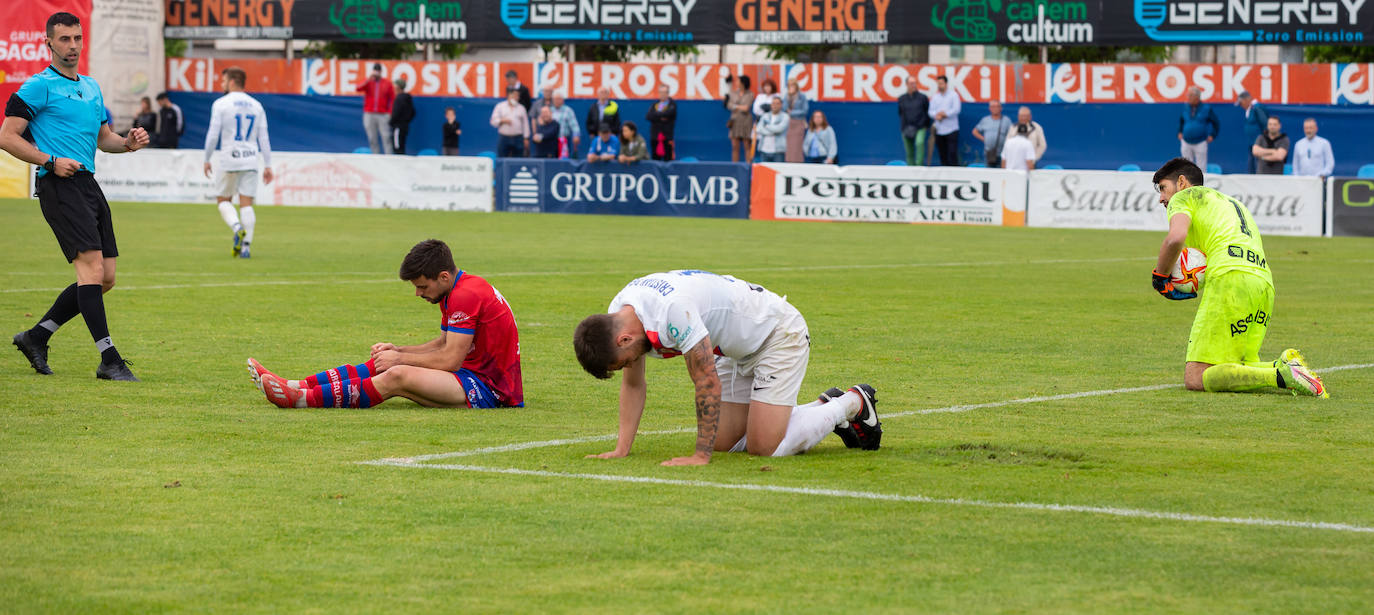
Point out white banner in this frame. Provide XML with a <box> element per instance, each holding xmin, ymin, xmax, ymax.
<box><xmin>90</xmin><ymin>0</ymin><xmax>166</xmax><ymax>132</ymax></box>
<box><xmin>1027</xmin><ymin>170</ymin><xmax>1324</xmax><ymax>237</ymax></box>
<box><xmin>1026</xmin><ymin>170</ymin><xmax>1165</xmax><ymax>231</ymax></box>
<box><xmin>752</xmin><ymin>163</ymin><xmax>1027</xmax><ymax>226</ymax></box>
<box><xmin>93</xmin><ymin>150</ymin><xmax>493</xmax><ymax>211</ymax></box>
<box><xmin>1204</xmin><ymin>174</ymin><xmax>1324</xmax><ymax>237</ymax></box>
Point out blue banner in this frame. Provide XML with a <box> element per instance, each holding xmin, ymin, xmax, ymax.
<box><xmin>494</xmin><ymin>159</ymin><xmax>750</xmax><ymax>219</ymax></box>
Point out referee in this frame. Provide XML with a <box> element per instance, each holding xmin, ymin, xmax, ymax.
<box><xmin>1</xmin><ymin>12</ymin><xmax>149</xmax><ymax>381</ymax></box>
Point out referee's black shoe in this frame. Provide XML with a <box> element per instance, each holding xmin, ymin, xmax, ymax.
<box><xmin>13</xmin><ymin>331</ymin><xmax>53</xmax><ymax>375</ymax></box>
<box><xmin>96</xmin><ymin>358</ymin><xmax>139</xmax><ymax>382</ymax></box>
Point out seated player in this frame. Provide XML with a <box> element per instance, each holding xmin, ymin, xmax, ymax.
<box><xmin>573</xmin><ymin>270</ymin><xmax>881</xmax><ymax>466</ymax></box>
<box><xmin>248</xmin><ymin>239</ymin><xmax>523</xmax><ymax>409</ymax></box>
<box><xmin>1150</xmin><ymin>157</ymin><xmax>1326</xmax><ymax>396</ymax></box>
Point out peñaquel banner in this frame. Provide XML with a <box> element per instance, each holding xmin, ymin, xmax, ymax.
<box><xmin>750</xmin><ymin>163</ymin><xmax>1027</xmax><ymax>226</ymax></box>
<box><xmin>166</xmin><ymin>58</ymin><xmax>1374</xmax><ymax>106</ymax></box>
<box><xmin>493</xmin><ymin>158</ymin><xmax>751</xmax><ymax>219</ymax></box>
<box><xmin>162</xmin><ymin>0</ymin><xmax>1373</xmax><ymax>45</ymax></box>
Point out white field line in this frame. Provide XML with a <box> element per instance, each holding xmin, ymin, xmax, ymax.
<box><xmin>358</xmin><ymin>363</ymin><xmax>1374</xmax><ymax>534</ymax></box>
<box><xmin>367</xmin><ymin>362</ymin><xmax>1374</xmax><ymax>465</ymax></box>
<box><xmin>358</xmin><ymin>460</ymin><xmax>1374</xmax><ymax>535</ymax></box>
<box><xmin>0</xmin><ymin>257</ymin><xmax>1144</xmax><ymax>294</ymax></box>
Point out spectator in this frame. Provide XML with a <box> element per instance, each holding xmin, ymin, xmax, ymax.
<box><xmin>1178</xmin><ymin>86</ymin><xmax>1219</xmax><ymax>168</ymax></box>
<box><xmin>531</xmin><ymin>106</ymin><xmax>560</xmax><ymax>159</ymax></box>
<box><xmin>1291</xmin><ymin>118</ymin><xmax>1334</xmax><ymax>178</ymax></box>
<box><xmin>802</xmin><ymin>110</ymin><xmax>837</xmax><ymax>164</ymax></box>
<box><xmin>357</xmin><ymin>63</ymin><xmax>395</xmax><ymax>154</ymax></box>
<box><xmin>725</xmin><ymin>75</ymin><xmax>755</xmax><ymax>162</ymax></box>
<box><xmin>783</xmin><ymin>78</ymin><xmax>809</xmax><ymax>163</ymax></box>
<box><xmin>1237</xmin><ymin>91</ymin><xmax>1268</xmax><ymax>174</ymax></box>
<box><xmin>754</xmin><ymin>95</ymin><xmax>788</xmax><ymax>163</ymax></box>
<box><xmin>441</xmin><ymin>106</ymin><xmax>461</xmax><ymax>156</ymax></box>
<box><xmin>132</xmin><ymin>97</ymin><xmax>157</xmax><ymax>141</ymax></box>
<box><xmin>550</xmin><ymin>92</ymin><xmax>581</xmax><ymax>159</ymax></box>
<box><xmin>752</xmin><ymin>78</ymin><xmax>779</xmax><ymax>119</ymax></box>
<box><xmin>489</xmin><ymin>86</ymin><xmax>530</xmax><ymax>158</ymax></box>
<box><xmin>586</xmin><ymin>88</ymin><xmax>621</xmax><ymax>142</ymax></box>
<box><xmin>928</xmin><ymin>75</ymin><xmax>960</xmax><ymax>166</ymax></box>
<box><xmin>618</xmin><ymin>121</ymin><xmax>648</xmax><ymax>164</ymax></box>
<box><xmin>389</xmin><ymin>78</ymin><xmax>415</xmax><ymax>154</ymax></box>
<box><xmin>154</xmin><ymin>92</ymin><xmax>182</xmax><ymax>148</ymax></box>
<box><xmin>531</xmin><ymin>85</ymin><xmax>554</xmax><ymax>118</ymax></box>
<box><xmin>588</xmin><ymin>122</ymin><xmax>620</xmax><ymax>162</ymax></box>
<box><xmin>645</xmin><ymin>84</ymin><xmax>677</xmax><ymax>161</ymax></box>
<box><xmin>1004</xmin><ymin>106</ymin><xmax>1047</xmax><ymax>161</ymax></box>
<box><xmin>897</xmin><ymin>75</ymin><xmax>930</xmax><ymax>166</ymax></box>
<box><xmin>504</xmin><ymin>70</ymin><xmax>531</xmax><ymax>111</ymax></box>
<box><xmin>972</xmin><ymin>100</ymin><xmax>1013</xmax><ymax>167</ymax></box>
<box><xmin>1001</xmin><ymin>123</ymin><xmax>1036</xmax><ymax>171</ymax></box>
<box><xmin>1251</xmin><ymin>116</ymin><xmax>1289</xmax><ymax>175</ymax></box>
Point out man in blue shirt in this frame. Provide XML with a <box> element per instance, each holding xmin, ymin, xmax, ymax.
<box><xmin>1</xmin><ymin>12</ymin><xmax>150</xmax><ymax>381</ymax></box>
<box><xmin>1237</xmin><ymin>91</ymin><xmax>1267</xmax><ymax>174</ymax></box>
<box><xmin>587</xmin><ymin>123</ymin><xmax>620</xmax><ymax>162</ymax></box>
<box><xmin>1177</xmin><ymin>86</ymin><xmax>1220</xmax><ymax>170</ymax></box>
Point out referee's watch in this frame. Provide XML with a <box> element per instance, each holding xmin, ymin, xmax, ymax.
<box><xmin>43</xmin><ymin>156</ymin><xmax>55</xmax><ymax>173</ymax></box>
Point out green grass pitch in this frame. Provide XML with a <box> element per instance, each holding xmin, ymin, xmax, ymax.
<box><xmin>2</xmin><ymin>198</ymin><xmax>1372</xmax><ymax>613</ymax></box>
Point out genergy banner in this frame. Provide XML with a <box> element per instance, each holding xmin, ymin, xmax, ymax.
<box><xmin>750</xmin><ymin>163</ymin><xmax>1027</xmax><ymax>226</ymax></box>
<box><xmin>1026</xmin><ymin>170</ymin><xmax>1323</xmax><ymax>237</ymax></box>
<box><xmin>166</xmin><ymin>58</ymin><xmax>1372</xmax><ymax>105</ymax></box>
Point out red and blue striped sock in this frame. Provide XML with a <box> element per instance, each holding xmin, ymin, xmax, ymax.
<box><xmin>305</xmin><ymin>377</ymin><xmax>383</xmax><ymax>409</ymax></box>
<box><xmin>304</xmin><ymin>359</ymin><xmax>377</xmax><ymax>389</ymax></box>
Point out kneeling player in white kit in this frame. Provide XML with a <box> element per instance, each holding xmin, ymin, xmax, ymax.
<box><xmin>203</xmin><ymin>66</ymin><xmax>272</xmax><ymax>259</ymax></box>
<box><xmin>574</xmin><ymin>270</ymin><xmax>882</xmax><ymax>466</ymax></box>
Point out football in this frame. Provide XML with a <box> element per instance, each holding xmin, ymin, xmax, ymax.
<box><xmin>1169</xmin><ymin>247</ymin><xmax>1207</xmax><ymax>294</ymax></box>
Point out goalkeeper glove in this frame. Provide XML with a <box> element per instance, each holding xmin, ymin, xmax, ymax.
<box><xmin>1152</xmin><ymin>270</ymin><xmax>1197</xmax><ymax>300</ymax></box>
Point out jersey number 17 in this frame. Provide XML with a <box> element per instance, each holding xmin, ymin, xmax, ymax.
<box><xmin>233</xmin><ymin>114</ymin><xmax>255</xmax><ymax>141</ymax></box>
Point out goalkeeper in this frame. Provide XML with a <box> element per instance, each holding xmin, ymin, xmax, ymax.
<box><xmin>1149</xmin><ymin>157</ymin><xmax>1326</xmax><ymax>396</ymax></box>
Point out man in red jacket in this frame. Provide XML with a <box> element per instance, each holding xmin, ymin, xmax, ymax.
<box><xmin>357</xmin><ymin>63</ymin><xmax>395</xmax><ymax>154</ymax></box>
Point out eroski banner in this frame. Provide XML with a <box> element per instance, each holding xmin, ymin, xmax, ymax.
<box><xmin>1026</xmin><ymin>170</ymin><xmax>1323</xmax><ymax>236</ymax></box>
<box><xmin>493</xmin><ymin>159</ymin><xmax>750</xmax><ymax>219</ymax></box>
<box><xmin>750</xmin><ymin>163</ymin><xmax>1027</xmax><ymax>226</ymax></box>
<box><xmin>93</xmin><ymin>149</ymin><xmax>492</xmax><ymax>210</ymax></box>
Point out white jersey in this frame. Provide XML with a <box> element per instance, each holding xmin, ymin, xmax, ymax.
<box><xmin>204</xmin><ymin>91</ymin><xmax>271</xmax><ymax>172</ymax></box>
<box><xmin>608</xmin><ymin>270</ymin><xmax>793</xmax><ymax>360</ymax></box>
<box><xmin>1001</xmin><ymin>135</ymin><xmax>1035</xmax><ymax>170</ymax></box>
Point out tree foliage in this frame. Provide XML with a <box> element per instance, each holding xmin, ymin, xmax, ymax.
<box><xmin>1304</xmin><ymin>45</ymin><xmax>1374</xmax><ymax>62</ymax></box>
<box><xmin>301</xmin><ymin>41</ymin><xmax>426</xmax><ymax>59</ymax></box>
<box><xmin>164</xmin><ymin>38</ymin><xmax>188</xmax><ymax>58</ymax></box>
<box><xmin>548</xmin><ymin>44</ymin><xmax>700</xmax><ymax>63</ymax></box>
<box><xmin>755</xmin><ymin>44</ymin><xmax>844</xmax><ymax>62</ymax></box>
<box><xmin>999</xmin><ymin>45</ymin><xmax>1175</xmax><ymax>63</ymax></box>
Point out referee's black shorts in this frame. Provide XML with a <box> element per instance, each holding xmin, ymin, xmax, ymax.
<box><xmin>36</xmin><ymin>171</ymin><xmax>118</xmax><ymax>262</ymax></box>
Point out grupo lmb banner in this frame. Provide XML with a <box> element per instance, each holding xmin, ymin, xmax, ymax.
<box><xmin>0</xmin><ymin>0</ymin><xmax>92</xmax><ymax>102</ymax></box>
<box><xmin>166</xmin><ymin>58</ymin><xmax>1372</xmax><ymax>106</ymax></box>
<box><xmin>750</xmin><ymin>163</ymin><xmax>1027</xmax><ymax>226</ymax></box>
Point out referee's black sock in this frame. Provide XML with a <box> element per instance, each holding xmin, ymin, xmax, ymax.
<box><xmin>77</xmin><ymin>284</ymin><xmax>122</xmax><ymax>364</ymax></box>
<box><xmin>28</xmin><ymin>283</ymin><xmax>80</xmax><ymax>344</ymax></box>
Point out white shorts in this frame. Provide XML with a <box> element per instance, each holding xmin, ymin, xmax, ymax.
<box><xmin>217</xmin><ymin>170</ymin><xmax>259</xmax><ymax>199</ymax></box>
<box><xmin>716</xmin><ymin>306</ymin><xmax>810</xmax><ymax>407</ymax></box>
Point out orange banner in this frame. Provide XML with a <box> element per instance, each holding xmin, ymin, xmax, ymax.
<box><xmin>166</xmin><ymin>59</ymin><xmax>1372</xmax><ymax>105</ymax></box>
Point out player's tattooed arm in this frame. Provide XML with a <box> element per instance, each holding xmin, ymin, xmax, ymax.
<box><xmin>664</xmin><ymin>337</ymin><xmax>720</xmax><ymax>466</ymax></box>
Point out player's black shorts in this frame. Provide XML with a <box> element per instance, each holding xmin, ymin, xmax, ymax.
<box><xmin>36</xmin><ymin>171</ymin><xmax>118</xmax><ymax>262</ymax></box>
